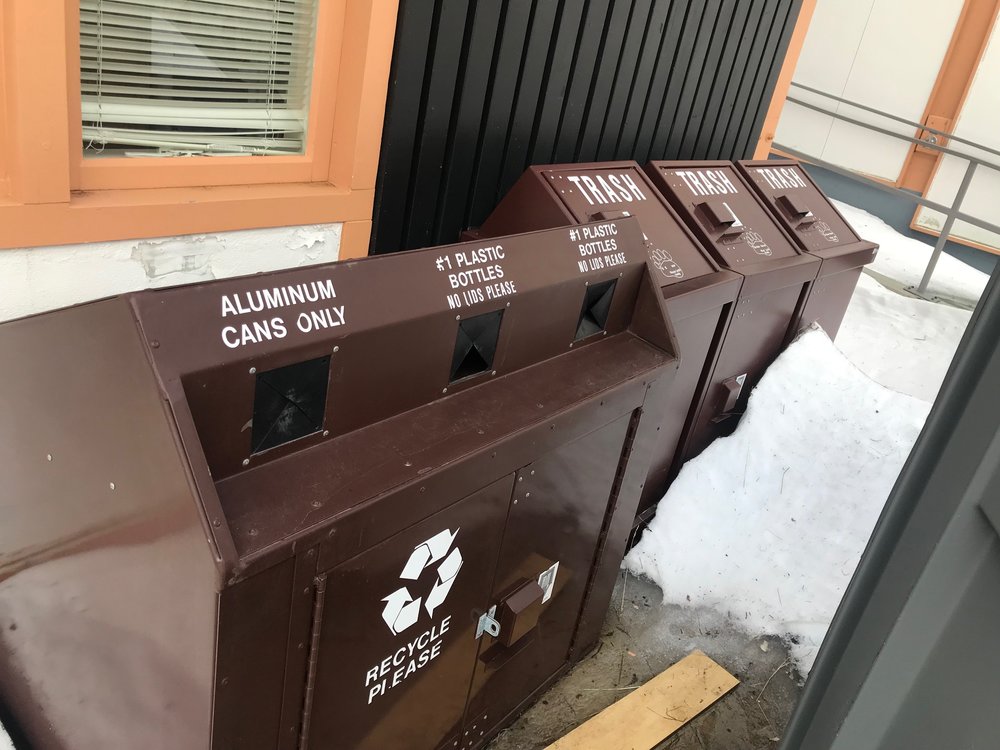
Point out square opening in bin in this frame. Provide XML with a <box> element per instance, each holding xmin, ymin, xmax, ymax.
<box><xmin>451</xmin><ymin>309</ymin><xmax>503</xmax><ymax>382</ymax></box>
<box><xmin>251</xmin><ymin>355</ymin><xmax>331</xmax><ymax>454</ymax></box>
<box><xmin>575</xmin><ymin>279</ymin><xmax>617</xmax><ymax>340</ymax></box>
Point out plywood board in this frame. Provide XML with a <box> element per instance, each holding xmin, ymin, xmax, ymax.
<box><xmin>545</xmin><ymin>651</ymin><xmax>739</xmax><ymax>750</ymax></box>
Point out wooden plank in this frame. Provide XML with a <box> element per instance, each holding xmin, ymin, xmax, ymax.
<box><xmin>545</xmin><ymin>651</ymin><xmax>739</xmax><ymax>750</ymax></box>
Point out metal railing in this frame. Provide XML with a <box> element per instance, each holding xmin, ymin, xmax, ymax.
<box><xmin>774</xmin><ymin>81</ymin><xmax>1000</xmax><ymax>298</ymax></box>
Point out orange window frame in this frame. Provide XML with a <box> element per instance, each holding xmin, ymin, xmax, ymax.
<box><xmin>0</xmin><ymin>0</ymin><xmax>398</xmax><ymax>258</ymax></box>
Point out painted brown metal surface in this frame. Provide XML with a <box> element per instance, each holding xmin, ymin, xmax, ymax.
<box><xmin>473</xmin><ymin>161</ymin><xmax>742</xmax><ymax>519</ymax></box>
<box><xmin>0</xmin><ymin>299</ymin><xmax>218</xmax><ymax>750</ymax></box>
<box><xmin>0</xmin><ymin>219</ymin><xmax>678</xmax><ymax>749</ymax></box>
<box><xmin>645</xmin><ymin>160</ymin><xmax>821</xmax><ymax>460</ymax></box>
<box><xmin>736</xmin><ymin>159</ymin><xmax>878</xmax><ymax>340</ymax></box>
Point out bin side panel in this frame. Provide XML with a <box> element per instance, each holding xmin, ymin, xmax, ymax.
<box><xmin>0</xmin><ymin>299</ymin><xmax>217</xmax><ymax>750</ymax></box>
<box><xmin>637</xmin><ymin>296</ymin><xmax>732</xmax><ymax>517</ymax></box>
<box><xmin>683</xmin><ymin>281</ymin><xmax>806</xmax><ymax>459</ymax></box>
<box><xmin>212</xmin><ymin>558</ymin><xmax>296</xmax><ymax>749</ymax></box>
<box><xmin>462</xmin><ymin>414</ymin><xmax>632</xmax><ymax>738</ymax></box>
<box><xmin>307</xmin><ymin>476</ymin><xmax>514</xmax><ymax>750</ymax></box>
<box><xmin>798</xmin><ymin>266</ymin><xmax>865</xmax><ymax>341</ymax></box>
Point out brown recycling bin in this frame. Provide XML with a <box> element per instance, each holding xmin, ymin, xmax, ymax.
<box><xmin>473</xmin><ymin>161</ymin><xmax>741</xmax><ymax>522</ymax></box>
<box><xmin>0</xmin><ymin>220</ymin><xmax>679</xmax><ymax>750</ymax></box>
<box><xmin>736</xmin><ymin>159</ymin><xmax>878</xmax><ymax>339</ymax></box>
<box><xmin>644</xmin><ymin>160</ymin><xmax>821</xmax><ymax>458</ymax></box>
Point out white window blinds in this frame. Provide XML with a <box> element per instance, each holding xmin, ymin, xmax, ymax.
<box><xmin>80</xmin><ymin>0</ymin><xmax>318</xmax><ymax>157</ymax></box>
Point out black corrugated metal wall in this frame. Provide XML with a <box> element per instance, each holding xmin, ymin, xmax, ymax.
<box><xmin>372</xmin><ymin>0</ymin><xmax>802</xmax><ymax>253</ymax></box>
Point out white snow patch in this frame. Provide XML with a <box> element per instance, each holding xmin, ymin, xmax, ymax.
<box><xmin>625</xmin><ymin>327</ymin><xmax>931</xmax><ymax>676</ymax></box>
<box><xmin>836</xmin><ymin>274</ymin><xmax>972</xmax><ymax>402</ymax></box>
<box><xmin>832</xmin><ymin>200</ymin><xmax>989</xmax><ymax>306</ymax></box>
<box><xmin>0</xmin><ymin>724</ymin><xmax>10</xmax><ymax>749</ymax></box>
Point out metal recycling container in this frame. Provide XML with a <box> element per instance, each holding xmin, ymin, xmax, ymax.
<box><xmin>0</xmin><ymin>219</ymin><xmax>678</xmax><ymax>750</ymax></box>
<box><xmin>644</xmin><ymin>160</ymin><xmax>821</xmax><ymax>458</ymax></box>
<box><xmin>736</xmin><ymin>158</ymin><xmax>878</xmax><ymax>339</ymax></box>
<box><xmin>472</xmin><ymin>161</ymin><xmax>741</xmax><ymax>523</ymax></box>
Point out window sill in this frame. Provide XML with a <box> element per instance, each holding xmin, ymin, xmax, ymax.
<box><xmin>0</xmin><ymin>182</ymin><xmax>374</xmax><ymax>258</ymax></box>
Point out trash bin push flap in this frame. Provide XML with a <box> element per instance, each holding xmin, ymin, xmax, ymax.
<box><xmin>736</xmin><ymin>159</ymin><xmax>878</xmax><ymax>339</ymax></box>
<box><xmin>645</xmin><ymin>161</ymin><xmax>821</xmax><ymax>459</ymax></box>
<box><xmin>474</xmin><ymin>161</ymin><xmax>742</xmax><ymax>521</ymax></box>
<box><xmin>126</xmin><ymin>218</ymin><xmax>676</xmax><ymax>750</ymax></box>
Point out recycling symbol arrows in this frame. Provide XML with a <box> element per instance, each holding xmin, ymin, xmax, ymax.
<box><xmin>381</xmin><ymin>528</ymin><xmax>464</xmax><ymax>636</ymax></box>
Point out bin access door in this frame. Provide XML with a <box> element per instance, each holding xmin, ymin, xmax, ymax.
<box><xmin>461</xmin><ymin>414</ymin><xmax>633</xmax><ymax>746</ymax></box>
<box><xmin>308</xmin><ymin>476</ymin><xmax>513</xmax><ymax>750</ymax></box>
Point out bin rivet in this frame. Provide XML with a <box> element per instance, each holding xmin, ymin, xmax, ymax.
<box><xmin>306</xmin><ymin>548</ymin><xmax>315</xmax><ymax>557</ymax></box>
<box><xmin>456</xmin><ymin>314</ymin><xmax>461</xmax><ymax>321</ymax></box>
<box><xmin>420</xmin><ymin>486</ymin><xmax>426</xmax><ymax>493</ymax></box>
<box><xmin>442</xmin><ymin>387</ymin><xmax>448</xmax><ymax>394</ymax></box>
<box><xmin>311</xmin><ymin>500</ymin><xmax>322</xmax><ymax>509</ymax></box>
<box><xmin>333</xmin><ymin>345</ymin><xmax>340</xmax><ymax>353</ymax></box>
<box><xmin>212</xmin><ymin>519</ymin><xmax>221</xmax><ymax>528</ymax></box>
<box><xmin>491</xmin><ymin>370</ymin><xmax>497</xmax><ymax>376</ymax></box>
<box><xmin>150</xmin><ymin>340</ymin><xmax>160</xmax><ymax>349</ymax></box>
<box><xmin>603</xmin><ymin>330</ymin><xmax>608</xmax><ymax>336</ymax></box>
<box><xmin>585</xmin><ymin>280</ymin><xmax>590</xmax><ymax>287</ymax></box>
<box><xmin>506</xmin><ymin>302</ymin><xmax>511</xmax><ymax>307</ymax></box>
<box><xmin>569</xmin><ymin>342</ymin><xmax>574</xmax><ymax>348</ymax></box>
<box><xmin>109</xmin><ymin>482</ymin><xmax>116</xmax><ymax>491</ymax></box>
<box><xmin>530</xmin><ymin>471</ymin><xmax>534</xmax><ymax>476</ymax></box>
<box><xmin>517</xmin><ymin>476</ymin><xmax>523</xmax><ymax>482</ymax></box>
<box><xmin>249</xmin><ymin>528</ymin><xmax>258</xmax><ymax>537</ymax></box>
<box><xmin>242</xmin><ymin>458</ymin><xmax>250</xmax><ymax>467</ymax></box>
<box><xmin>220</xmin><ymin>677</ymin><xmax>229</xmax><ymax>687</ymax></box>
<box><xmin>619</xmin><ymin>272</ymin><xmax>623</xmax><ymax>277</ymax></box>
<box><xmin>323</xmin><ymin>430</ymin><xmax>330</xmax><ymax>437</ymax></box>
<box><xmin>46</xmin><ymin>454</ymin><xmax>52</xmax><ymax>462</ymax></box>
<box><xmin>303</xmin><ymin>587</ymin><xmax>310</xmax><ymax>595</ymax></box>
<box><xmin>525</xmin><ymin>492</ymin><xmax>531</xmax><ymax>498</ymax></box>
<box><xmin>249</xmin><ymin>367</ymin><xmax>256</xmax><ymax>374</ymax></box>
<box><xmin>405</xmin><ymin>461</ymin><xmax>413</xmax><ymax>467</ymax></box>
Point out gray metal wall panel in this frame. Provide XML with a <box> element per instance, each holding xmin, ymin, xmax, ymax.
<box><xmin>372</xmin><ymin>0</ymin><xmax>803</xmax><ymax>253</ymax></box>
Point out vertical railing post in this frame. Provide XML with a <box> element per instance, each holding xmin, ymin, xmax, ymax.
<box><xmin>916</xmin><ymin>161</ymin><xmax>978</xmax><ymax>296</ymax></box>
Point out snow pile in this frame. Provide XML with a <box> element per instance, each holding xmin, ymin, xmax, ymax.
<box><xmin>625</xmin><ymin>327</ymin><xmax>930</xmax><ymax>675</ymax></box>
<box><xmin>0</xmin><ymin>724</ymin><xmax>10</xmax><ymax>750</ymax></box>
<box><xmin>832</xmin><ymin>200</ymin><xmax>989</xmax><ymax>306</ymax></box>
<box><xmin>836</xmin><ymin>274</ymin><xmax>972</xmax><ymax>402</ymax></box>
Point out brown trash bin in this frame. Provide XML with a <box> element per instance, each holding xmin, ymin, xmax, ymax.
<box><xmin>736</xmin><ymin>158</ymin><xmax>878</xmax><ymax>339</ymax></box>
<box><xmin>473</xmin><ymin>161</ymin><xmax>742</xmax><ymax>523</ymax></box>
<box><xmin>0</xmin><ymin>220</ymin><xmax>679</xmax><ymax>750</ymax></box>
<box><xmin>644</xmin><ymin>160</ymin><xmax>821</xmax><ymax>459</ymax></box>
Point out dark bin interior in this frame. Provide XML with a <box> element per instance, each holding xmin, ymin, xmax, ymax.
<box><xmin>0</xmin><ymin>219</ymin><xmax>679</xmax><ymax>750</ymax></box>
<box><xmin>736</xmin><ymin>159</ymin><xmax>879</xmax><ymax>340</ymax></box>
<box><xmin>473</xmin><ymin>161</ymin><xmax>742</xmax><ymax>522</ymax></box>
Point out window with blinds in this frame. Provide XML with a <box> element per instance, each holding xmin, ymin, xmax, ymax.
<box><xmin>80</xmin><ymin>0</ymin><xmax>318</xmax><ymax>158</ymax></box>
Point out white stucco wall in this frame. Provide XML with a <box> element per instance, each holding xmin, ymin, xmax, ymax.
<box><xmin>0</xmin><ymin>223</ymin><xmax>343</xmax><ymax>322</ymax></box>
<box><xmin>775</xmin><ymin>0</ymin><xmax>963</xmax><ymax>182</ymax></box>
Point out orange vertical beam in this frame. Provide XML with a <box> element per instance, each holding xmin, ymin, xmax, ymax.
<box><xmin>0</xmin><ymin>1</ymin><xmax>8</xmax><ymax>198</ymax></box>
<box><xmin>328</xmin><ymin>0</ymin><xmax>399</xmax><ymax>192</ymax></box>
<box><xmin>897</xmin><ymin>0</ymin><xmax>1000</xmax><ymax>192</ymax></box>
<box><xmin>753</xmin><ymin>0</ymin><xmax>818</xmax><ymax>159</ymax></box>
<box><xmin>2</xmin><ymin>0</ymin><xmax>72</xmax><ymax>204</ymax></box>
<box><xmin>339</xmin><ymin>220</ymin><xmax>374</xmax><ymax>260</ymax></box>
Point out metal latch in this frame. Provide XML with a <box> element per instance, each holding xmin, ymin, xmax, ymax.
<box><xmin>476</xmin><ymin>605</ymin><xmax>500</xmax><ymax>639</ymax></box>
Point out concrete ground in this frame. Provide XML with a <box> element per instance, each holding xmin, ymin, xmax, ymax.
<box><xmin>489</xmin><ymin>573</ymin><xmax>802</xmax><ymax>749</ymax></box>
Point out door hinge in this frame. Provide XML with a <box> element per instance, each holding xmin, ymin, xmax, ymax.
<box><xmin>476</xmin><ymin>605</ymin><xmax>501</xmax><ymax>639</ymax></box>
